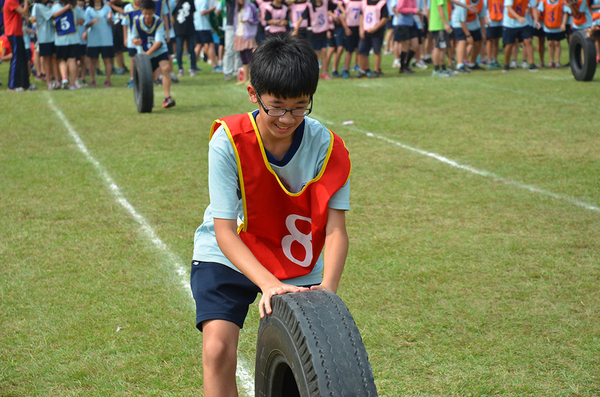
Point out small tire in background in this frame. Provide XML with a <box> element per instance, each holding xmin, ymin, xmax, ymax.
<box><xmin>255</xmin><ymin>290</ymin><xmax>378</xmax><ymax>397</ymax></box>
<box><xmin>133</xmin><ymin>53</ymin><xmax>154</xmax><ymax>113</ymax></box>
<box><xmin>570</xmin><ymin>30</ymin><xmax>597</xmax><ymax>82</ymax></box>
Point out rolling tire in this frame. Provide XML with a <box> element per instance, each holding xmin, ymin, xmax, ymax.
<box><xmin>133</xmin><ymin>53</ymin><xmax>154</xmax><ymax>113</ymax></box>
<box><xmin>255</xmin><ymin>290</ymin><xmax>378</xmax><ymax>397</ymax></box>
<box><xmin>569</xmin><ymin>30</ymin><xmax>597</xmax><ymax>82</ymax></box>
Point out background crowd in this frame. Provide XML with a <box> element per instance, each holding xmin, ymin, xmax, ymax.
<box><xmin>1</xmin><ymin>0</ymin><xmax>599</xmax><ymax>91</ymax></box>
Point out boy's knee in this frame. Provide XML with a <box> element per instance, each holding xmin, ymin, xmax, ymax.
<box><xmin>203</xmin><ymin>337</ymin><xmax>237</xmax><ymax>367</ymax></box>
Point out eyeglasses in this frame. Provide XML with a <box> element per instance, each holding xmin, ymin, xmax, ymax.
<box><xmin>256</xmin><ymin>92</ymin><xmax>313</xmax><ymax>117</ymax></box>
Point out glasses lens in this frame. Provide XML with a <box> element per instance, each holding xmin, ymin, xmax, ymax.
<box><xmin>291</xmin><ymin>109</ymin><xmax>311</xmax><ymax>117</ymax></box>
<box><xmin>266</xmin><ymin>109</ymin><xmax>287</xmax><ymax>117</ymax></box>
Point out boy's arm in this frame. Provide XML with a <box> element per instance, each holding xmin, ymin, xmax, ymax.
<box><xmin>52</xmin><ymin>3</ymin><xmax>72</xmax><ymax>19</ymax></box>
<box><xmin>507</xmin><ymin>4</ymin><xmax>525</xmax><ymax>22</ymax></box>
<box><xmin>310</xmin><ymin>208</ymin><xmax>348</xmax><ymax>293</ymax></box>
<box><xmin>14</xmin><ymin>0</ymin><xmax>30</xmax><ymax>16</ymax></box>
<box><xmin>214</xmin><ymin>218</ymin><xmax>309</xmax><ymax>318</ymax></box>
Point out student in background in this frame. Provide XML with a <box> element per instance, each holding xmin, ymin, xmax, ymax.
<box><xmin>4</xmin><ymin>0</ymin><xmax>33</xmax><ymax>90</ymax></box>
<box><xmin>395</xmin><ymin>0</ymin><xmax>421</xmax><ymax>74</ymax></box>
<box><xmin>232</xmin><ymin>0</ymin><xmax>257</xmax><ymax>85</ymax></box>
<box><xmin>356</xmin><ymin>0</ymin><xmax>388</xmax><ymax>78</ymax></box>
<box><xmin>501</xmin><ymin>0</ymin><xmax>538</xmax><ymax>72</ymax></box>
<box><xmin>264</xmin><ymin>0</ymin><xmax>289</xmax><ymax>36</ymax></box>
<box><xmin>535</xmin><ymin>0</ymin><xmax>568</xmax><ymax>67</ymax></box>
<box><xmin>451</xmin><ymin>0</ymin><xmax>486</xmax><ymax>72</ymax></box>
<box><xmin>75</xmin><ymin>0</ymin><xmax>89</xmax><ymax>85</ymax></box>
<box><xmin>173</xmin><ymin>0</ymin><xmax>198</xmax><ymax>76</ymax></box>
<box><xmin>52</xmin><ymin>0</ymin><xmax>82</xmax><ymax>89</ymax></box>
<box><xmin>341</xmin><ymin>0</ymin><xmax>361</xmax><ymax>77</ymax></box>
<box><xmin>485</xmin><ymin>0</ymin><xmax>503</xmax><ymax>69</ymax></box>
<box><xmin>532</xmin><ymin>0</ymin><xmax>546</xmax><ymax>66</ymax></box>
<box><xmin>33</xmin><ymin>0</ymin><xmax>59</xmax><ymax>89</ymax></box>
<box><xmin>84</xmin><ymin>0</ymin><xmax>114</xmax><ymax>87</ymax></box>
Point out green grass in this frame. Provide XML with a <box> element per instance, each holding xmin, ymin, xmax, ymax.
<box><xmin>1</xmin><ymin>46</ymin><xmax>600</xmax><ymax>396</ymax></box>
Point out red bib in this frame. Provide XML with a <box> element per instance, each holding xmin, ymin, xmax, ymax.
<box><xmin>210</xmin><ymin>113</ymin><xmax>352</xmax><ymax>280</ymax></box>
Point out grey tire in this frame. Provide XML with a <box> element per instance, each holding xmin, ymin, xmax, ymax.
<box><xmin>133</xmin><ymin>53</ymin><xmax>154</xmax><ymax>113</ymax></box>
<box><xmin>569</xmin><ymin>30</ymin><xmax>597</xmax><ymax>82</ymax></box>
<box><xmin>255</xmin><ymin>290</ymin><xmax>378</xmax><ymax>397</ymax></box>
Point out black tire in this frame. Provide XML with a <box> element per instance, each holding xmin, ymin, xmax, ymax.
<box><xmin>255</xmin><ymin>290</ymin><xmax>378</xmax><ymax>397</ymax></box>
<box><xmin>569</xmin><ymin>30</ymin><xmax>597</xmax><ymax>82</ymax></box>
<box><xmin>133</xmin><ymin>53</ymin><xmax>154</xmax><ymax>113</ymax></box>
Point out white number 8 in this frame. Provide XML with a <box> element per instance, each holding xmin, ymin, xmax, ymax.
<box><xmin>282</xmin><ymin>214</ymin><xmax>313</xmax><ymax>267</ymax></box>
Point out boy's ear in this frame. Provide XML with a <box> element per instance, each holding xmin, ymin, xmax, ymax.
<box><xmin>247</xmin><ymin>85</ymin><xmax>258</xmax><ymax>104</ymax></box>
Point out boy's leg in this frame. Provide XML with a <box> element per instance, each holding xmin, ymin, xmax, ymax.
<box><xmin>68</xmin><ymin>57</ymin><xmax>78</xmax><ymax>83</ymax></box>
<box><xmin>160</xmin><ymin>59</ymin><xmax>171</xmax><ymax>98</ymax></box>
<box><xmin>103</xmin><ymin>55</ymin><xmax>114</xmax><ymax>84</ymax></box>
<box><xmin>202</xmin><ymin>320</ymin><xmax>240</xmax><ymax>397</ymax></box>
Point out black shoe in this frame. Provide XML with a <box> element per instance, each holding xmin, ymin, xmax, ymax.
<box><xmin>96</xmin><ymin>69</ymin><xmax>105</xmax><ymax>76</ymax></box>
<box><xmin>355</xmin><ymin>71</ymin><xmax>367</xmax><ymax>79</ymax></box>
<box><xmin>468</xmin><ymin>63</ymin><xmax>484</xmax><ymax>70</ymax></box>
<box><xmin>502</xmin><ymin>64</ymin><xmax>510</xmax><ymax>73</ymax></box>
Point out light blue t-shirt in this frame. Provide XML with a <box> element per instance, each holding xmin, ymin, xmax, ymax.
<box><xmin>537</xmin><ymin>0</ymin><xmax>570</xmax><ymax>32</ymax></box>
<box><xmin>122</xmin><ymin>3</ymin><xmax>143</xmax><ymax>48</ymax></box>
<box><xmin>33</xmin><ymin>4</ymin><xmax>56</xmax><ymax>44</ymax></box>
<box><xmin>388</xmin><ymin>0</ymin><xmax>399</xmax><ymax>25</ymax></box>
<box><xmin>131</xmin><ymin>14</ymin><xmax>169</xmax><ymax>58</ymax></box>
<box><xmin>415</xmin><ymin>0</ymin><xmax>424</xmax><ymax>29</ymax></box>
<box><xmin>484</xmin><ymin>0</ymin><xmax>504</xmax><ymax>27</ymax></box>
<box><xmin>51</xmin><ymin>3</ymin><xmax>82</xmax><ymax>46</ymax></box>
<box><xmin>85</xmin><ymin>5</ymin><xmax>114</xmax><ymax>47</ymax></box>
<box><xmin>192</xmin><ymin>111</ymin><xmax>351</xmax><ymax>286</ymax></box>
<box><xmin>194</xmin><ymin>0</ymin><xmax>213</xmax><ymax>30</ymax></box>
<box><xmin>502</xmin><ymin>0</ymin><xmax>536</xmax><ymax>27</ymax></box>
<box><xmin>451</xmin><ymin>0</ymin><xmax>486</xmax><ymax>29</ymax></box>
<box><xmin>75</xmin><ymin>5</ymin><xmax>87</xmax><ymax>44</ymax></box>
<box><xmin>571</xmin><ymin>0</ymin><xmax>593</xmax><ymax>29</ymax></box>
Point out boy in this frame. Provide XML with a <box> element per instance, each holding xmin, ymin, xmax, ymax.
<box><xmin>356</xmin><ymin>0</ymin><xmax>389</xmax><ymax>77</ymax></box>
<box><xmin>535</xmin><ymin>0</ymin><xmax>569</xmax><ymax>67</ymax></box>
<box><xmin>263</xmin><ymin>0</ymin><xmax>289</xmax><ymax>36</ymax></box>
<box><xmin>450</xmin><ymin>0</ymin><xmax>486</xmax><ymax>72</ymax></box>
<box><xmin>341</xmin><ymin>0</ymin><xmax>362</xmax><ymax>77</ymax></box>
<box><xmin>191</xmin><ymin>34</ymin><xmax>351</xmax><ymax>396</ymax></box>
<box><xmin>485</xmin><ymin>0</ymin><xmax>504</xmax><ymax>69</ymax></box>
<box><xmin>132</xmin><ymin>0</ymin><xmax>176</xmax><ymax>107</ymax></box>
<box><xmin>501</xmin><ymin>0</ymin><xmax>538</xmax><ymax>71</ymax></box>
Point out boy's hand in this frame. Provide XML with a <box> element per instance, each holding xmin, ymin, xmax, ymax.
<box><xmin>310</xmin><ymin>284</ymin><xmax>337</xmax><ymax>293</ymax></box>
<box><xmin>444</xmin><ymin>22</ymin><xmax>452</xmax><ymax>34</ymax></box>
<box><xmin>259</xmin><ymin>283</ymin><xmax>309</xmax><ymax>319</ymax></box>
<box><xmin>132</xmin><ymin>38</ymin><xmax>142</xmax><ymax>45</ymax></box>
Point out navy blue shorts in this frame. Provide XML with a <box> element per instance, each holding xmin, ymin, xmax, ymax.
<box><xmin>533</xmin><ymin>27</ymin><xmax>545</xmax><ymax>37</ymax></box>
<box><xmin>151</xmin><ymin>51</ymin><xmax>170</xmax><ymax>71</ymax></box>
<box><xmin>190</xmin><ymin>261</ymin><xmax>261</xmax><ymax>331</ymax></box>
<box><xmin>56</xmin><ymin>44</ymin><xmax>79</xmax><ymax>60</ymax></box>
<box><xmin>344</xmin><ymin>26</ymin><xmax>360</xmax><ymax>52</ymax></box>
<box><xmin>395</xmin><ymin>25</ymin><xmax>417</xmax><ymax>42</ymax></box>
<box><xmin>195</xmin><ymin>29</ymin><xmax>214</xmax><ymax>44</ymax></box>
<box><xmin>334</xmin><ymin>26</ymin><xmax>345</xmax><ymax>47</ymax></box>
<box><xmin>310</xmin><ymin>31</ymin><xmax>328</xmax><ymax>50</ymax></box>
<box><xmin>128</xmin><ymin>47</ymin><xmax>138</xmax><ymax>58</ymax></box>
<box><xmin>79</xmin><ymin>44</ymin><xmax>87</xmax><ymax>58</ymax></box>
<box><xmin>455</xmin><ymin>27</ymin><xmax>482</xmax><ymax>42</ymax></box>
<box><xmin>357</xmin><ymin>31</ymin><xmax>384</xmax><ymax>55</ymax></box>
<box><xmin>39</xmin><ymin>42</ymin><xmax>56</xmax><ymax>57</ymax></box>
<box><xmin>87</xmin><ymin>46</ymin><xmax>115</xmax><ymax>59</ymax></box>
<box><xmin>546</xmin><ymin>31</ymin><xmax>566</xmax><ymax>41</ymax></box>
<box><xmin>502</xmin><ymin>26</ymin><xmax>533</xmax><ymax>44</ymax></box>
<box><xmin>167</xmin><ymin>38</ymin><xmax>174</xmax><ymax>55</ymax></box>
<box><xmin>486</xmin><ymin>25</ymin><xmax>503</xmax><ymax>39</ymax></box>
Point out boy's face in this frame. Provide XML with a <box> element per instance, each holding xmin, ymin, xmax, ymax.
<box><xmin>142</xmin><ymin>8</ymin><xmax>154</xmax><ymax>25</ymax></box>
<box><xmin>247</xmin><ymin>85</ymin><xmax>311</xmax><ymax>146</ymax></box>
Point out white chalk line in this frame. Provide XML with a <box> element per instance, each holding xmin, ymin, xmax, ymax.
<box><xmin>315</xmin><ymin>114</ymin><xmax>599</xmax><ymax>213</ymax></box>
<box><xmin>45</xmin><ymin>92</ymin><xmax>256</xmax><ymax>396</ymax></box>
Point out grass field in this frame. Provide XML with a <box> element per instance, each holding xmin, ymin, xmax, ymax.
<box><xmin>1</xmin><ymin>46</ymin><xmax>600</xmax><ymax>396</ymax></box>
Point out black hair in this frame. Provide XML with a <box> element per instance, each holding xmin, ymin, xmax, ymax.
<box><xmin>250</xmin><ymin>33</ymin><xmax>319</xmax><ymax>99</ymax></box>
<box><xmin>142</xmin><ymin>0</ymin><xmax>155</xmax><ymax>10</ymax></box>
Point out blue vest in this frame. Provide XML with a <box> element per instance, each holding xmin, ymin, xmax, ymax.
<box><xmin>125</xmin><ymin>8</ymin><xmax>143</xmax><ymax>33</ymax></box>
<box><xmin>134</xmin><ymin>16</ymin><xmax>163</xmax><ymax>51</ymax></box>
<box><xmin>55</xmin><ymin>9</ymin><xmax>77</xmax><ymax>36</ymax></box>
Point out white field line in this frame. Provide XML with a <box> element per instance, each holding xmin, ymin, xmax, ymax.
<box><xmin>315</xmin><ymin>114</ymin><xmax>599</xmax><ymax>213</ymax></box>
<box><xmin>45</xmin><ymin>92</ymin><xmax>255</xmax><ymax>396</ymax></box>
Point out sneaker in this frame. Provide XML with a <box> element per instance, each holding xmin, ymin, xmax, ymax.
<box><xmin>537</xmin><ymin>62</ymin><xmax>545</xmax><ymax>68</ymax></box>
<box><xmin>126</xmin><ymin>78</ymin><xmax>134</xmax><ymax>88</ymax></box>
<box><xmin>61</xmin><ymin>80</ymin><xmax>69</xmax><ymax>90</ymax></box>
<box><xmin>548</xmin><ymin>62</ymin><xmax>554</xmax><ymax>68</ymax></box>
<box><xmin>81</xmin><ymin>79</ymin><xmax>88</xmax><ymax>87</ymax></box>
<box><xmin>431</xmin><ymin>70</ymin><xmax>449</xmax><ymax>77</ymax></box>
<box><xmin>69</xmin><ymin>83</ymin><xmax>77</xmax><ymax>90</ymax></box>
<box><xmin>443</xmin><ymin>69</ymin><xmax>456</xmax><ymax>77</ymax></box>
<box><xmin>189</xmin><ymin>69</ymin><xmax>196</xmax><ymax>77</ymax></box>
<box><xmin>488</xmin><ymin>62</ymin><xmax>496</xmax><ymax>70</ymax></box>
<box><xmin>502</xmin><ymin>64</ymin><xmax>510</xmax><ymax>73</ymax></box>
<box><xmin>392</xmin><ymin>59</ymin><xmax>400</xmax><ymax>68</ymax></box>
<box><xmin>510</xmin><ymin>60</ymin><xmax>517</xmax><ymax>69</ymax></box>
<box><xmin>555</xmin><ymin>62</ymin><xmax>562</xmax><ymax>68</ymax></box>
<box><xmin>320</xmin><ymin>73</ymin><xmax>331</xmax><ymax>80</ymax></box>
<box><xmin>353</xmin><ymin>64</ymin><xmax>361</xmax><ymax>71</ymax></box>
<box><xmin>468</xmin><ymin>63</ymin><xmax>484</xmax><ymax>71</ymax></box>
<box><xmin>14</xmin><ymin>87</ymin><xmax>26</xmax><ymax>92</ymax></box>
<box><xmin>528</xmin><ymin>63</ymin><xmax>539</xmax><ymax>72</ymax></box>
<box><xmin>212</xmin><ymin>66</ymin><xmax>223</xmax><ymax>73</ymax></box>
<box><xmin>170</xmin><ymin>73</ymin><xmax>179</xmax><ymax>83</ymax></box>
<box><xmin>36</xmin><ymin>74</ymin><xmax>46</xmax><ymax>81</ymax></box>
<box><xmin>114</xmin><ymin>67</ymin><xmax>125</xmax><ymax>75</ymax></box>
<box><xmin>74</xmin><ymin>80</ymin><xmax>82</xmax><ymax>89</ymax></box>
<box><xmin>355</xmin><ymin>71</ymin><xmax>368</xmax><ymax>78</ymax></box>
<box><xmin>163</xmin><ymin>96</ymin><xmax>176</xmax><ymax>108</ymax></box>
<box><xmin>481</xmin><ymin>58</ymin><xmax>489</xmax><ymax>65</ymax></box>
<box><xmin>28</xmin><ymin>84</ymin><xmax>38</xmax><ymax>91</ymax></box>
<box><xmin>104</xmin><ymin>81</ymin><xmax>112</xmax><ymax>87</ymax></box>
<box><xmin>47</xmin><ymin>82</ymin><xmax>55</xmax><ymax>90</ymax></box>
<box><xmin>224</xmin><ymin>74</ymin><xmax>232</xmax><ymax>81</ymax></box>
<box><xmin>366</xmin><ymin>70</ymin><xmax>375</xmax><ymax>78</ymax></box>
<box><xmin>331</xmin><ymin>70</ymin><xmax>339</xmax><ymax>78</ymax></box>
<box><xmin>154</xmin><ymin>77</ymin><xmax>163</xmax><ymax>86</ymax></box>
<box><xmin>403</xmin><ymin>67</ymin><xmax>415</xmax><ymax>74</ymax></box>
<box><xmin>96</xmin><ymin>69</ymin><xmax>105</xmax><ymax>76</ymax></box>
<box><xmin>342</xmin><ymin>70</ymin><xmax>350</xmax><ymax>79</ymax></box>
<box><xmin>456</xmin><ymin>65</ymin><xmax>470</xmax><ymax>73</ymax></box>
<box><xmin>178</xmin><ymin>69</ymin><xmax>184</xmax><ymax>77</ymax></box>
<box><xmin>521</xmin><ymin>61</ymin><xmax>528</xmax><ymax>69</ymax></box>
<box><xmin>90</xmin><ymin>80</ymin><xmax>96</xmax><ymax>88</ymax></box>
<box><xmin>415</xmin><ymin>60</ymin><xmax>428</xmax><ymax>70</ymax></box>
<box><xmin>423</xmin><ymin>56</ymin><xmax>433</xmax><ymax>64</ymax></box>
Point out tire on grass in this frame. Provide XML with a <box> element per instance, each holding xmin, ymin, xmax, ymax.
<box><xmin>569</xmin><ymin>30</ymin><xmax>597</xmax><ymax>82</ymax></box>
<box><xmin>255</xmin><ymin>290</ymin><xmax>378</xmax><ymax>397</ymax></box>
<box><xmin>133</xmin><ymin>53</ymin><xmax>154</xmax><ymax>113</ymax></box>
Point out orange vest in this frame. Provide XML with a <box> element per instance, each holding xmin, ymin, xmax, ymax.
<box><xmin>593</xmin><ymin>12</ymin><xmax>600</xmax><ymax>21</ymax></box>
<box><xmin>210</xmin><ymin>113</ymin><xmax>352</xmax><ymax>281</ymax></box>
<box><xmin>509</xmin><ymin>0</ymin><xmax>529</xmax><ymax>18</ymax></box>
<box><xmin>572</xmin><ymin>0</ymin><xmax>588</xmax><ymax>26</ymax></box>
<box><xmin>488</xmin><ymin>0</ymin><xmax>504</xmax><ymax>21</ymax></box>
<box><xmin>543</xmin><ymin>0</ymin><xmax>564</xmax><ymax>29</ymax></box>
<box><xmin>466</xmin><ymin>0</ymin><xmax>484</xmax><ymax>22</ymax></box>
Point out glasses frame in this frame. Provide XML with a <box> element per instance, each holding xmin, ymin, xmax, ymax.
<box><xmin>255</xmin><ymin>92</ymin><xmax>313</xmax><ymax>117</ymax></box>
